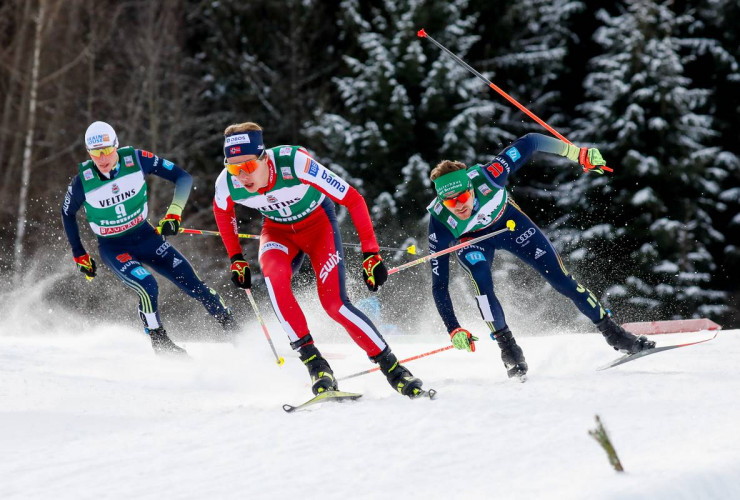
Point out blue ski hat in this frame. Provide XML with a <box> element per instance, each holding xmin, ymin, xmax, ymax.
<box><xmin>224</xmin><ymin>130</ymin><xmax>265</xmax><ymax>159</ymax></box>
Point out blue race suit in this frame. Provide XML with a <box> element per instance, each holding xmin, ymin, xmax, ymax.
<box><xmin>61</xmin><ymin>149</ymin><xmax>230</xmax><ymax>330</ymax></box>
<box><xmin>429</xmin><ymin>133</ymin><xmax>608</xmax><ymax>334</ymax></box>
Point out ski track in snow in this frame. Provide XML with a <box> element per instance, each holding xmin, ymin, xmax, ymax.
<box><xmin>1</xmin><ymin>322</ymin><xmax>739</xmax><ymax>500</ymax></box>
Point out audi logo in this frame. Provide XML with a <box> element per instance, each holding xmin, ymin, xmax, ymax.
<box><xmin>516</xmin><ymin>227</ymin><xmax>535</xmax><ymax>244</ymax></box>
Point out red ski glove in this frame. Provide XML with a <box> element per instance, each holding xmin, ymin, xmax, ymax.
<box><xmin>230</xmin><ymin>254</ymin><xmax>251</xmax><ymax>289</ymax></box>
<box><xmin>74</xmin><ymin>253</ymin><xmax>97</xmax><ymax>281</ymax></box>
<box><xmin>362</xmin><ymin>252</ymin><xmax>388</xmax><ymax>292</ymax></box>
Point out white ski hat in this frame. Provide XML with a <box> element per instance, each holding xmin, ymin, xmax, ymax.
<box><xmin>84</xmin><ymin>121</ymin><xmax>119</xmax><ymax>150</ymax></box>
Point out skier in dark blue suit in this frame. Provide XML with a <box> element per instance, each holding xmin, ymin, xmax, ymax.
<box><xmin>61</xmin><ymin>121</ymin><xmax>234</xmax><ymax>356</ymax></box>
<box><xmin>427</xmin><ymin>133</ymin><xmax>655</xmax><ymax>378</ymax></box>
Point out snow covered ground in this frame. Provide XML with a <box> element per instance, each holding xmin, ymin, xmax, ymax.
<box><xmin>1</xmin><ymin>315</ymin><xmax>739</xmax><ymax>499</ymax></box>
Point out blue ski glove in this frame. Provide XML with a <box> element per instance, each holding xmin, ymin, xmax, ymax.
<box><xmin>450</xmin><ymin>327</ymin><xmax>478</xmax><ymax>352</ymax></box>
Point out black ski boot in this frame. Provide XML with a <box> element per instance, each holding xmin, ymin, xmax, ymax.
<box><xmin>596</xmin><ymin>317</ymin><xmax>655</xmax><ymax>354</ymax></box>
<box><xmin>372</xmin><ymin>348</ymin><xmax>424</xmax><ymax>398</ymax></box>
<box><xmin>217</xmin><ymin>308</ymin><xmax>238</xmax><ymax>332</ymax></box>
<box><xmin>296</xmin><ymin>337</ymin><xmax>338</xmax><ymax>395</ymax></box>
<box><xmin>148</xmin><ymin>327</ymin><xmax>188</xmax><ymax>357</ymax></box>
<box><xmin>492</xmin><ymin>327</ymin><xmax>528</xmax><ymax>379</ymax></box>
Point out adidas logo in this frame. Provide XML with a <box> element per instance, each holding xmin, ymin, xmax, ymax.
<box><xmin>534</xmin><ymin>248</ymin><xmax>546</xmax><ymax>260</ymax></box>
<box><xmin>429</xmin><ymin>232</ymin><xmax>438</xmax><ymax>243</ymax></box>
<box><xmin>173</xmin><ymin>257</ymin><xmax>183</xmax><ymax>268</ymax></box>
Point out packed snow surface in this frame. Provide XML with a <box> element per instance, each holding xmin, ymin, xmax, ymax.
<box><xmin>1</xmin><ymin>320</ymin><xmax>739</xmax><ymax>499</ymax></box>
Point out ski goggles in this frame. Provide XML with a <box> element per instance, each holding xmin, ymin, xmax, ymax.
<box><xmin>224</xmin><ymin>151</ymin><xmax>265</xmax><ymax>176</ymax></box>
<box><xmin>87</xmin><ymin>146</ymin><xmax>117</xmax><ymax>157</ymax></box>
<box><xmin>440</xmin><ymin>188</ymin><xmax>474</xmax><ymax>209</ymax></box>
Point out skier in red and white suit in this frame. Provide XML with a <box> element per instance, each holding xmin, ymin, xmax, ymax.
<box><xmin>213</xmin><ymin>121</ymin><xmax>426</xmax><ymax>398</ymax></box>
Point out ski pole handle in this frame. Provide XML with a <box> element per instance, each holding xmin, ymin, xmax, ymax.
<box><xmin>245</xmin><ymin>289</ymin><xmax>285</xmax><ymax>366</ymax></box>
<box><xmin>387</xmin><ymin>221</ymin><xmax>516</xmax><ymax>276</ymax></box>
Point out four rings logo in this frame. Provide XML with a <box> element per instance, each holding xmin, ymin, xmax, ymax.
<box><xmin>516</xmin><ymin>227</ymin><xmax>535</xmax><ymax>245</ymax></box>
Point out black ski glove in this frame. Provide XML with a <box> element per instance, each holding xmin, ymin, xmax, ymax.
<box><xmin>230</xmin><ymin>253</ymin><xmax>251</xmax><ymax>289</ymax></box>
<box><xmin>362</xmin><ymin>252</ymin><xmax>387</xmax><ymax>292</ymax></box>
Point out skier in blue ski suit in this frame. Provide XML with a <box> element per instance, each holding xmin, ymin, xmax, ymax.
<box><xmin>61</xmin><ymin>121</ymin><xmax>234</xmax><ymax>355</ymax></box>
<box><xmin>427</xmin><ymin>133</ymin><xmax>655</xmax><ymax>378</ymax></box>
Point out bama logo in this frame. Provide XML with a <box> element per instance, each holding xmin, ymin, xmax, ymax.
<box><xmin>320</xmin><ymin>170</ymin><xmax>346</xmax><ymax>193</ymax></box>
<box><xmin>319</xmin><ymin>251</ymin><xmax>342</xmax><ymax>283</ymax></box>
<box><xmin>516</xmin><ymin>227</ymin><xmax>536</xmax><ymax>245</ymax></box>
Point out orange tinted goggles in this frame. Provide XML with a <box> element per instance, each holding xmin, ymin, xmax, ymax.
<box><xmin>88</xmin><ymin>146</ymin><xmax>117</xmax><ymax>157</ymax></box>
<box><xmin>224</xmin><ymin>152</ymin><xmax>264</xmax><ymax>176</ymax></box>
<box><xmin>441</xmin><ymin>188</ymin><xmax>474</xmax><ymax>209</ymax></box>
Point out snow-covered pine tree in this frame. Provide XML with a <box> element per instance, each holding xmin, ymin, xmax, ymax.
<box><xmin>305</xmin><ymin>0</ymin><xmax>483</xmax><ymax>241</ymax></box>
<box><xmin>473</xmin><ymin>0</ymin><xmax>588</xmax><ymax>250</ymax></box>
<box><xmin>682</xmin><ymin>0</ymin><xmax>740</xmax><ymax>323</ymax></box>
<box><xmin>185</xmin><ymin>0</ymin><xmax>342</xmax><ymax>155</ymax></box>
<box><xmin>563</xmin><ymin>0</ymin><xmax>728</xmax><ymax>321</ymax></box>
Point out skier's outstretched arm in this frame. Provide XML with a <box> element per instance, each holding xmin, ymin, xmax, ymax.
<box><xmin>481</xmin><ymin>133</ymin><xmax>607</xmax><ymax>186</ymax></box>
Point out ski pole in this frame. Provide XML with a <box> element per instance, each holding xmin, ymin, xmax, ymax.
<box><xmin>180</xmin><ymin>227</ymin><xmax>259</xmax><ymax>240</ymax></box>
<box><xmin>344</xmin><ymin>242</ymin><xmax>417</xmax><ymax>255</ymax></box>
<box><xmin>245</xmin><ymin>289</ymin><xmax>285</xmax><ymax>366</ymax></box>
<box><xmin>165</xmin><ymin>227</ymin><xmax>416</xmax><ymax>254</ymax></box>
<box><xmin>417</xmin><ymin>28</ymin><xmax>612</xmax><ymax>173</ymax></box>
<box><xmin>338</xmin><ymin>345</ymin><xmax>455</xmax><ymax>382</ymax></box>
<box><xmin>387</xmin><ymin>220</ymin><xmax>516</xmax><ymax>277</ymax></box>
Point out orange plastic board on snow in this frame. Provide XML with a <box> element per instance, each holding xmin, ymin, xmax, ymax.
<box><xmin>622</xmin><ymin>318</ymin><xmax>722</xmax><ymax>335</ymax></box>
